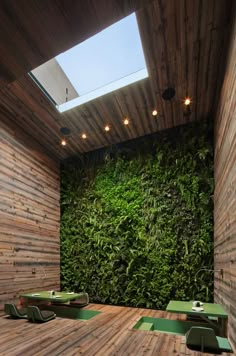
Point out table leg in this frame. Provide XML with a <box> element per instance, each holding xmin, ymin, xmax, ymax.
<box><xmin>218</xmin><ymin>318</ymin><xmax>227</xmax><ymax>337</ymax></box>
<box><xmin>19</xmin><ymin>296</ymin><xmax>28</xmax><ymax>307</ymax></box>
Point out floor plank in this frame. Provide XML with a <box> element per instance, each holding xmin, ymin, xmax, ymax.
<box><xmin>0</xmin><ymin>304</ymin><xmax>233</xmax><ymax>356</ymax></box>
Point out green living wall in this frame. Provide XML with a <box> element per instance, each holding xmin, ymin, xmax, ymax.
<box><xmin>61</xmin><ymin>121</ymin><xmax>214</xmax><ymax>309</ymax></box>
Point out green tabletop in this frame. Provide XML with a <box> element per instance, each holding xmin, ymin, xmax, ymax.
<box><xmin>20</xmin><ymin>291</ymin><xmax>82</xmax><ymax>303</ymax></box>
<box><xmin>166</xmin><ymin>300</ymin><xmax>228</xmax><ymax>318</ymax></box>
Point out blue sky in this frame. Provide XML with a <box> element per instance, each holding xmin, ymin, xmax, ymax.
<box><xmin>56</xmin><ymin>13</ymin><xmax>147</xmax><ymax>97</ymax></box>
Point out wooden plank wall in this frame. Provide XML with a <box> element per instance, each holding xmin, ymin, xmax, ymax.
<box><xmin>0</xmin><ymin>119</ymin><xmax>60</xmax><ymax>315</ymax></box>
<box><xmin>214</xmin><ymin>3</ymin><xmax>236</xmax><ymax>352</ymax></box>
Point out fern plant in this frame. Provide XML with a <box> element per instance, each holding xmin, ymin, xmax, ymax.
<box><xmin>61</xmin><ymin>121</ymin><xmax>214</xmax><ymax>309</ymax></box>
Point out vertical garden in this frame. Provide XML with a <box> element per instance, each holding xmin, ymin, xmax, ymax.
<box><xmin>60</xmin><ymin>121</ymin><xmax>214</xmax><ymax>309</ymax></box>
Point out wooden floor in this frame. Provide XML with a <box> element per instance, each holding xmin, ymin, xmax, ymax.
<box><xmin>0</xmin><ymin>304</ymin><xmax>234</xmax><ymax>356</ymax></box>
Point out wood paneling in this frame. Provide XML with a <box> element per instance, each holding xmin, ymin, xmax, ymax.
<box><xmin>214</xmin><ymin>3</ymin><xmax>236</xmax><ymax>352</ymax></box>
<box><xmin>0</xmin><ymin>0</ymin><xmax>233</xmax><ymax>158</ymax></box>
<box><xmin>0</xmin><ymin>119</ymin><xmax>60</xmax><ymax>314</ymax></box>
<box><xmin>0</xmin><ymin>304</ymin><xmax>232</xmax><ymax>355</ymax></box>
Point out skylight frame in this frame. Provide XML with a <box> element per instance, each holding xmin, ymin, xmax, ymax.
<box><xmin>57</xmin><ymin>68</ymin><xmax>148</xmax><ymax>112</ymax></box>
<box><xmin>30</xmin><ymin>12</ymin><xmax>148</xmax><ymax>112</ymax></box>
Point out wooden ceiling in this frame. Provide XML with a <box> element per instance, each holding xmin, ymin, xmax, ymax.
<box><xmin>0</xmin><ymin>0</ymin><xmax>233</xmax><ymax>160</ymax></box>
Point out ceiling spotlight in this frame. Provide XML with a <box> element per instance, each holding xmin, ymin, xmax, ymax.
<box><xmin>183</xmin><ymin>97</ymin><xmax>192</xmax><ymax>117</ymax></box>
<box><xmin>61</xmin><ymin>139</ymin><xmax>67</xmax><ymax>146</ymax></box>
<box><xmin>105</xmin><ymin>125</ymin><xmax>110</xmax><ymax>132</ymax></box>
<box><xmin>124</xmin><ymin>118</ymin><xmax>129</xmax><ymax>125</ymax></box>
<box><xmin>152</xmin><ymin>109</ymin><xmax>158</xmax><ymax>116</ymax></box>
<box><xmin>184</xmin><ymin>97</ymin><xmax>191</xmax><ymax>106</ymax></box>
<box><xmin>82</xmin><ymin>133</ymin><xmax>87</xmax><ymax>139</ymax></box>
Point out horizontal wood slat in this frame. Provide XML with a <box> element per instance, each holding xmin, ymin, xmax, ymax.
<box><xmin>0</xmin><ymin>120</ymin><xmax>60</xmax><ymax>314</ymax></box>
<box><xmin>214</xmin><ymin>3</ymin><xmax>236</xmax><ymax>352</ymax></box>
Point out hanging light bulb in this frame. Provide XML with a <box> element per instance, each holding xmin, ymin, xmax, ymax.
<box><xmin>152</xmin><ymin>109</ymin><xmax>158</xmax><ymax>116</ymax></box>
<box><xmin>61</xmin><ymin>139</ymin><xmax>67</xmax><ymax>146</ymax></box>
<box><xmin>82</xmin><ymin>133</ymin><xmax>87</xmax><ymax>139</ymax></box>
<box><xmin>105</xmin><ymin>125</ymin><xmax>110</xmax><ymax>132</ymax></box>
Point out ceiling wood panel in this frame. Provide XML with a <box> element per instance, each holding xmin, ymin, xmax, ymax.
<box><xmin>0</xmin><ymin>0</ymin><xmax>233</xmax><ymax>159</ymax></box>
<box><xmin>0</xmin><ymin>0</ymin><xmax>153</xmax><ymax>86</ymax></box>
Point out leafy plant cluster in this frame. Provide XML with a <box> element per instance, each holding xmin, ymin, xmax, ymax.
<box><xmin>61</xmin><ymin>122</ymin><xmax>214</xmax><ymax>309</ymax></box>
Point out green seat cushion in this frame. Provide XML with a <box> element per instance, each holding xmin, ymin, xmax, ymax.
<box><xmin>41</xmin><ymin>310</ymin><xmax>55</xmax><ymax>319</ymax></box>
<box><xmin>216</xmin><ymin>336</ymin><xmax>233</xmax><ymax>352</ymax></box>
<box><xmin>17</xmin><ymin>307</ymin><xmax>27</xmax><ymax>316</ymax></box>
<box><xmin>138</xmin><ymin>322</ymin><xmax>153</xmax><ymax>331</ymax></box>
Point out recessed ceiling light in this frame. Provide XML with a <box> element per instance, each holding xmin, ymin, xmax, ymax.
<box><xmin>162</xmin><ymin>87</ymin><xmax>175</xmax><ymax>100</ymax></box>
<box><xmin>105</xmin><ymin>125</ymin><xmax>110</xmax><ymax>132</ymax></box>
<box><xmin>184</xmin><ymin>97</ymin><xmax>191</xmax><ymax>106</ymax></box>
<box><xmin>152</xmin><ymin>109</ymin><xmax>158</xmax><ymax>116</ymax></box>
<box><xmin>82</xmin><ymin>133</ymin><xmax>87</xmax><ymax>139</ymax></box>
<box><xmin>124</xmin><ymin>118</ymin><xmax>129</xmax><ymax>125</ymax></box>
<box><xmin>61</xmin><ymin>139</ymin><xmax>67</xmax><ymax>146</ymax></box>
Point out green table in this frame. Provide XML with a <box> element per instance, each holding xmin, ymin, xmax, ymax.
<box><xmin>20</xmin><ymin>291</ymin><xmax>83</xmax><ymax>304</ymax></box>
<box><xmin>166</xmin><ymin>300</ymin><xmax>228</xmax><ymax>337</ymax></box>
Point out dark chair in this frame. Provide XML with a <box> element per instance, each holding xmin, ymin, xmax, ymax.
<box><xmin>69</xmin><ymin>292</ymin><xmax>89</xmax><ymax>307</ymax></box>
<box><xmin>27</xmin><ymin>306</ymin><xmax>56</xmax><ymax>322</ymax></box>
<box><xmin>186</xmin><ymin>326</ymin><xmax>233</xmax><ymax>354</ymax></box>
<box><xmin>4</xmin><ymin>304</ymin><xmax>27</xmax><ymax>319</ymax></box>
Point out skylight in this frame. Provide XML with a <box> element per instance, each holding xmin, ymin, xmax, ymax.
<box><xmin>30</xmin><ymin>13</ymin><xmax>148</xmax><ymax>113</ymax></box>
